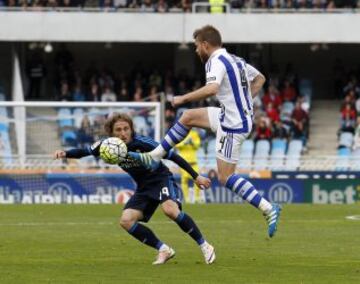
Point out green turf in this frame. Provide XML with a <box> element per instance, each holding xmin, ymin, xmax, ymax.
<box><xmin>0</xmin><ymin>204</ymin><xmax>359</xmax><ymax>284</ymax></box>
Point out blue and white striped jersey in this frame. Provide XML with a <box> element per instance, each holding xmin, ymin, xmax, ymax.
<box><xmin>205</xmin><ymin>48</ymin><xmax>260</xmax><ymax>134</ymax></box>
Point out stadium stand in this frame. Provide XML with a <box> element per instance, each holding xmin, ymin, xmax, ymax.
<box><xmin>2</xmin><ymin>0</ymin><xmax>359</xmax><ymax>10</ymax></box>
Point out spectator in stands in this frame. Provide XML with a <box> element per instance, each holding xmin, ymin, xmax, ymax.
<box><xmin>113</xmin><ymin>0</ymin><xmax>127</xmax><ymax>8</ymax></box>
<box><xmin>352</xmin><ymin>117</ymin><xmax>360</xmax><ymax>151</ymax></box>
<box><xmin>58</xmin><ymin>81</ymin><xmax>72</xmax><ymax>101</ymax></box>
<box><xmin>341</xmin><ymin>103</ymin><xmax>356</xmax><ymax>121</ymax></box>
<box><xmin>117</xmin><ymin>85</ymin><xmax>130</xmax><ymax>101</ymax></box>
<box><xmin>340</xmin><ymin>104</ymin><xmax>356</xmax><ymax>133</ymax></box>
<box><xmin>291</xmin><ymin>101</ymin><xmax>309</xmax><ymax>144</ymax></box>
<box><xmin>73</xmin><ymin>84</ymin><xmax>86</xmax><ymax>101</ymax></box>
<box><xmin>209</xmin><ymin>0</ymin><xmax>225</xmax><ymax>13</ymax></box>
<box><xmin>101</xmin><ymin>86</ymin><xmax>117</xmax><ymax>102</ymax></box>
<box><xmin>266</xmin><ymin>102</ymin><xmax>280</xmax><ymax>123</ymax></box>
<box><xmin>272</xmin><ymin>120</ymin><xmax>289</xmax><ymax>140</ymax></box>
<box><xmin>343</xmin><ymin>76</ymin><xmax>360</xmax><ymax>98</ymax></box>
<box><xmin>281</xmin><ymin>79</ymin><xmax>297</xmax><ymax>102</ymax></box>
<box><xmin>262</xmin><ymin>84</ymin><xmax>282</xmax><ymax>110</ymax></box>
<box><xmin>140</xmin><ymin>0</ymin><xmax>155</xmax><ymax>12</ymax></box>
<box><xmin>88</xmin><ymin>82</ymin><xmax>101</xmax><ymax>101</ymax></box>
<box><xmin>149</xmin><ymin>69</ymin><xmax>162</xmax><ymax>88</ymax></box>
<box><xmin>133</xmin><ymin>86</ymin><xmax>143</xmax><ymax>102</ymax></box>
<box><xmin>149</xmin><ymin>86</ymin><xmax>159</xmax><ymax>102</ymax></box>
<box><xmin>154</xmin><ymin>0</ymin><xmax>169</xmax><ymax>12</ymax></box>
<box><xmin>254</xmin><ymin>117</ymin><xmax>272</xmax><ymax>142</ymax></box>
<box><xmin>180</xmin><ymin>0</ymin><xmax>192</xmax><ymax>12</ymax></box>
<box><xmin>78</xmin><ymin>115</ymin><xmax>94</xmax><ymax>147</ymax></box>
<box><xmin>99</xmin><ymin>0</ymin><xmax>114</xmax><ymax>9</ymax></box>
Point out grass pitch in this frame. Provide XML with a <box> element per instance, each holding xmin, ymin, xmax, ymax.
<box><xmin>0</xmin><ymin>204</ymin><xmax>359</xmax><ymax>284</ymax></box>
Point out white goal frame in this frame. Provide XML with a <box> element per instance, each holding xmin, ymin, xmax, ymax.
<box><xmin>0</xmin><ymin>101</ymin><xmax>162</xmax><ymax>166</ymax></box>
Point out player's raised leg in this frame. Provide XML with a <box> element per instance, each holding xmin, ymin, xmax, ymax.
<box><xmin>161</xmin><ymin>200</ymin><xmax>215</xmax><ymax>264</ymax></box>
<box><xmin>217</xmin><ymin>159</ymin><xmax>281</xmax><ymax>238</ymax></box>
<box><xmin>119</xmin><ymin>209</ymin><xmax>175</xmax><ymax>265</ymax></box>
<box><xmin>128</xmin><ymin>108</ymin><xmax>211</xmax><ymax>170</ymax></box>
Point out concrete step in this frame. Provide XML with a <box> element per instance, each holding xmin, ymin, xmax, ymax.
<box><xmin>307</xmin><ymin>100</ymin><xmax>340</xmax><ymax>156</ymax></box>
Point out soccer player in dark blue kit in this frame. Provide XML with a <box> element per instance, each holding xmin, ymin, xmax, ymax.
<box><xmin>53</xmin><ymin>113</ymin><xmax>215</xmax><ymax>265</ymax></box>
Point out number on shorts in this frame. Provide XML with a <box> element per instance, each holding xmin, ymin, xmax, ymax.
<box><xmin>219</xmin><ymin>136</ymin><xmax>226</xmax><ymax>153</ymax></box>
<box><xmin>159</xmin><ymin>187</ymin><xmax>170</xmax><ymax>200</ymax></box>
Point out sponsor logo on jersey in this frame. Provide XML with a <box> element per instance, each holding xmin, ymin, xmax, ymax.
<box><xmin>206</xmin><ymin>76</ymin><xmax>216</xmax><ymax>82</ymax></box>
<box><xmin>91</xmin><ymin>141</ymin><xmax>101</xmax><ymax>150</ymax></box>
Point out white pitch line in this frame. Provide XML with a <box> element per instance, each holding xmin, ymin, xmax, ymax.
<box><xmin>345</xmin><ymin>215</ymin><xmax>360</xmax><ymax>221</ymax></box>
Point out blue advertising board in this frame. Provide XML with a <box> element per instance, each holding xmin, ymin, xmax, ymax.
<box><xmin>0</xmin><ymin>173</ymin><xmax>307</xmax><ymax>204</ymax></box>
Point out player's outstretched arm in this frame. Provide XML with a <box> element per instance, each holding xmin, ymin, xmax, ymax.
<box><xmin>250</xmin><ymin>73</ymin><xmax>266</xmax><ymax>98</ymax></box>
<box><xmin>172</xmin><ymin>83</ymin><xmax>219</xmax><ymax>107</ymax></box>
<box><xmin>168</xmin><ymin>152</ymin><xmax>211</xmax><ymax>189</ymax></box>
<box><xmin>53</xmin><ymin>148</ymin><xmax>92</xmax><ymax>160</ymax></box>
<box><xmin>53</xmin><ymin>150</ymin><xmax>67</xmax><ymax>160</ymax></box>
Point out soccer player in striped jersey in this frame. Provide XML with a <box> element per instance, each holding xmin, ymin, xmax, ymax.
<box><xmin>53</xmin><ymin>113</ymin><xmax>215</xmax><ymax>265</ymax></box>
<box><xmin>129</xmin><ymin>25</ymin><xmax>281</xmax><ymax>238</ymax></box>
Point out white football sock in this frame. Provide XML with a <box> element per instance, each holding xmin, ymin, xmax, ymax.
<box><xmin>158</xmin><ymin>244</ymin><xmax>169</xmax><ymax>251</ymax></box>
<box><xmin>259</xmin><ymin>198</ymin><xmax>273</xmax><ymax>215</ymax></box>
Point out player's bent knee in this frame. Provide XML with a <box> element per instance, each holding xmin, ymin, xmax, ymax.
<box><xmin>119</xmin><ymin>215</ymin><xmax>136</xmax><ymax>231</ymax></box>
<box><xmin>179</xmin><ymin>110</ymin><xmax>195</xmax><ymax>127</ymax></box>
<box><xmin>162</xmin><ymin>202</ymin><xmax>179</xmax><ymax>220</ymax></box>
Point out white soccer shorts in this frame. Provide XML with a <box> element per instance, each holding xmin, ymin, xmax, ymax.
<box><xmin>207</xmin><ymin>107</ymin><xmax>250</xmax><ymax>164</ymax></box>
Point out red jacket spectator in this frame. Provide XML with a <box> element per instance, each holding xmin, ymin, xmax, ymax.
<box><xmin>266</xmin><ymin>103</ymin><xmax>280</xmax><ymax>122</ymax></box>
<box><xmin>341</xmin><ymin>103</ymin><xmax>356</xmax><ymax>120</ymax></box>
<box><xmin>281</xmin><ymin>80</ymin><xmax>297</xmax><ymax>102</ymax></box>
<box><xmin>292</xmin><ymin>102</ymin><xmax>308</xmax><ymax>123</ymax></box>
<box><xmin>255</xmin><ymin>119</ymin><xmax>272</xmax><ymax>140</ymax></box>
<box><xmin>262</xmin><ymin>85</ymin><xmax>282</xmax><ymax>110</ymax></box>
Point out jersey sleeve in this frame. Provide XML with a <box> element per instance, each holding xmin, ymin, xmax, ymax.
<box><xmin>206</xmin><ymin>57</ymin><xmax>226</xmax><ymax>86</ymax></box>
<box><xmin>246</xmin><ymin>63</ymin><xmax>261</xmax><ymax>82</ymax></box>
<box><xmin>65</xmin><ymin>140</ymin><xmax>101</xmax><ymax>159</ymax></box>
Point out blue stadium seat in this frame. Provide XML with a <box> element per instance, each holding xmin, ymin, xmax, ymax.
<box><xmin>254</xmin><ymin>140</ymin><xmax>270</xmax><ymax>170</ymax></box>
<box><xmin>350</xmin><ymin>149</ymin><xmax>360</xmax><ymax>170</ymax></box>
<box><xmin>58</xmin><ymin>108</ymin><xmax>73</xmax><ymax>128</ymax></box>
<box><xmin>87</xmin><ymin>107</ymin><xmax>101</xmax><ymax>125</ymax></box>
<box><xmin>73</xmin><ymin>108</ymin><xmax>84</xmax><ymax>129</ymax></box>
<box><xmin>287</xmin><ymin>139</ymin><xmax>303</xmax><ymax>156</ymax></box>
<box><xmin>284</xmin><ymin>139</ymin><xmax>303</xmax><ymax>170</ymax></box>
<box><xmin>271</xmin><ymin>139</ymin><xmax>287</xmax><ymax>154</ymax></box>
<box><xmin>336</xmin><ymin>148</ymin><xmax>350</xmax><ymax>171</ymax></box>
<box><xmin>270</xmin><ymin>139</ymin><xmax>287</xmax><ymax>170</ymax></box>
<box><xmin>338</xmin><ymin>132</ymin><xmax>354</xmax><ymax>149</ymax></box>
<box><xmin>205</xmin><ymin>138</ymin><xmax>217</xmax><ymax>169</ymax></box>
<box><xmin>239</xmin><ymin>139</ymin><xmax>254</xmax><ymax>170</ymax></box>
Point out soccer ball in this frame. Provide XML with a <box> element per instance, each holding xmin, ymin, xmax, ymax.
<box><xmin>99</xmin><ymin>137</ymin><xmax>127</xmax><ymax>164</ymax></box>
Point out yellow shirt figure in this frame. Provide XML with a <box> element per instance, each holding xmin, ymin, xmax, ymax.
<box><xmin>209</xmin><ymin>0</ymin><xmax>224</xmax><ymax>14</ymax></box>
<box><xmin>176</xmin><ymin>129</ymin><xmax>201</xmax><ymax>203</ymax></box>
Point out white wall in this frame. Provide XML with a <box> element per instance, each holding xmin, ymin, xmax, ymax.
<box><xmin>1</xmin><ymin>12</ymin><xmax>360</xmax><ymax>43</ymax></box>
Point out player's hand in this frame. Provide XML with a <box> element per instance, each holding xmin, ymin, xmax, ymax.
<box><xmin>53</xmin><ymin>150</ymin><xmax>66</xmax><ymax>160</ymax></box>
<box><xmin>172</xmin><ymin>96</ymin><xmax>184</xmax><ymax>107</ymax></box>
<box><xmin>195</xmin><ymin>175</ymin><xmax>211</xmax><ymax>190</ymax></box>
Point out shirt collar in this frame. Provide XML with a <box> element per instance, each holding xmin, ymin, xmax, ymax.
<box><xmin>207</xmin><ymin>48</ymin><xmax>226</xmax><ymax>63</ymax></box>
